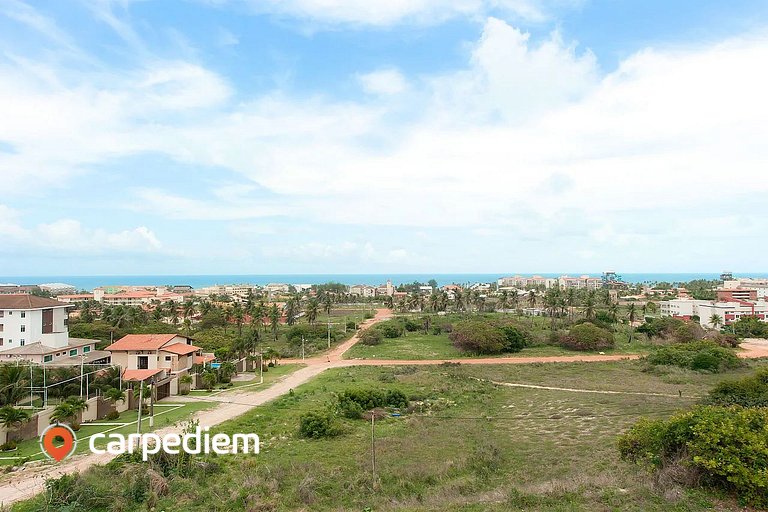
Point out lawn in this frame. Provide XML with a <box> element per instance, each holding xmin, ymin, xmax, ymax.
<box><xmin>0</xmin><ymin>400</ymin><xmax>215</xmax><ymax>465</ymax></box>
<box><xmin>189</xmin><ymin>363</ymin><xmax>304</xmax><ymax>395</ymax></box>
<box><xmin>15</xmin><ymin>359</ymin><xmax>768</xmax><ymax>511</ymax></box>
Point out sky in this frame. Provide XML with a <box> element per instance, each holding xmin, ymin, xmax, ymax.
<box><xmin>2</xmin><ymin>0</ymin><xmax>768</xmax><ymax>276</ymax></box>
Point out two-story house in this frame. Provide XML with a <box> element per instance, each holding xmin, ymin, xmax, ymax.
<box><xmin>105</xmin><ymin>334</ymin><xmax>202</xmax><ymax>398</ymax></box>
<box><xmin>0</xmin><ymin>295</ymin><xmax>107</xmax><ymax>365</ymax></box>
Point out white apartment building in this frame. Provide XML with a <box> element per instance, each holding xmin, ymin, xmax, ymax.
<box><xmin>350</xmin><ymin>284</ymin><xmax>377</xmax><ymax>297</ymax></box>
<box><xmin>39</xmin><ymin>283</ymin><xmax>77</xmax><ymax>295</ymax></box>
<box><xmin>557</xmin><ymin>275</ymin><xmax>603</xmax><ymax>290</ymax></box>
<box><xmin>722</xmin><ymin>278</ymin><xmax>768</xmax><ymax>299</ymax></box>
<box><xmin>660</xmin><ymin>298</ymin><xmax>768</xmax><ymax>328</ymax></box>
<box><xmin>0</xmin><ymin>295</ymin><xmax>107</xmax><ymax>364</ymax></box>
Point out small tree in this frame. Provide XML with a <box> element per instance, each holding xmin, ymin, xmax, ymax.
<box><xmin>0</xmin><ymin>406</ymin><xmax>31</xmax><ymax>442</ymax></box>
<box><xmin>178</xmin><ymin>374</ymin><xmax>193</xmax><ymax>395</ymax></box>
<box><xmin>201</xmin><ymin>371</ymin><xmax>217</xmax><ymax>391</ymax></box>
<box><xmin>218</xmin><ymin>361</ymin><xmax>237</xmax><ymax>384</ymax></box>
<box><xmin>50</xmin><ymin>397</ymin><xmax>89</xmax><ymax>429</ymax></box>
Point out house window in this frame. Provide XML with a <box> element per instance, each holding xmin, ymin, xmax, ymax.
<box><xmin>20</xmin><ymin>325</ymin><xmax>25</xmax><ymax>333</ymax></box>
<box><xmin>0</xmin><ymin>338</ymin><xmax>3</xmax><ymax>346</ymax></box>
<box><xmin>165</xmin><ymin>356</ymin><xmax>172</xmax><ymax>361</ymax></box>
<box><xmin>0</xmin><ymin>324</ymin><xmax>3</xmax><ymax>332</ymax></box>
<box><xmin>20</xmin><ymin>339</ymin><xmax>25</xmax><ymax>346</ymax></box>
<box><xmin>137</xmin><ymin>356</ymin><xmax>149</xmax><ymax>369</ymax></box>
<box><xmin>44</xmin><ymin>355</ymin><xmax>53</xmax><ymax>363</ymax></box>
<box><xmin>0</xmin><ymin>311</ymin><xmax>3</xmax><ymax>317</ymax></box>
<box><xmin>69</xmin><ymin>349</ymin><xmax>78</xmax><ymax>356</ymax></box>
<box><xmin>83</xmin><ymin>346</ymin><xmax>91</xmax><ymax>353</ymax></box>
<box><xmin>20</xmin><ymin>312</ymin><xmax>25</xmax><ymax>318</ymax></box>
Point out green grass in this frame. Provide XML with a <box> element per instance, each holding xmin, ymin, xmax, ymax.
<box><xmin>0</xmin><ymin>400</ymin><xmax>215</xmax><ymax>465</ymax></box>
<box><xmin>189</xmin><ymin>363</ymin><xmax>304</xmax><ymax>395</ymax></box>
<box><xmin>14</xmin><ymin>359</ymin><xmax>768</xmax><ymax>511</ymax></box>
<box><xmin>344</xmin><ymin>326</ymin><xmax>655</xmax><ymax>361</ymax></box>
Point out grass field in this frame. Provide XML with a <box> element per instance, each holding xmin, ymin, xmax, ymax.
<box><xmin>15</xmin><ymin>358</ymin><xmax>768</xmax><ymax>511</ymax></box>
<box><xmin>189</xmin><ymin>363</ymin><xmax>304</xmax><ymax>395</ymax></box>
<box><xmin>344</xmin><ymin>327</ymin><xmax>655</xmax><ymax>360</ymax></box>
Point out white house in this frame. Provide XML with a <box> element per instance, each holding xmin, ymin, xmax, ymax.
<box><xmin>0</xmin><ymin>295</ymin><xmax>107</xmax><ymax>364</ymax></box>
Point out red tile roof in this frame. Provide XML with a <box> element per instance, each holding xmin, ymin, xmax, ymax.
<box><xmin>122</xmin><ymin>368</ymin><xmax>164</xmax><ymax>382</ymax></box>
<box><xmin>194</xmin><ymin>354</ymin><xmax>216</xmax><ymax>365</ymax></box>
<box><xmin>0</xmin><ymin>294</ymin><xmax>71</xmax><ymax>309</ymax></box>
<box><xmin>106</xmin><ymin>333</ymin><xmax>181</xmax><ymax>351</ymax></box>
<box><xmin>161</xmin><ymin>343</ymin><xmax>201</xmax><ymax>355</ymax></box>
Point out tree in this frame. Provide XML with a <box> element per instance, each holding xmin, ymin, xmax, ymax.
<box><xmin>498</xmin><ymin>290</ymin><xmax>509</xmax><ymax>312</ymax></box>
<box><xmin>284</xmin><ymin>298</ymin><xmax>299</xmax><ymax>326</ymax></box>
<box><xmin>0</xmin><ymin>365</ymin><xmax>28</xmax><ymax>407</ymax></box>
<box><xmin>322</xmin><ymin>294</ymin><xmax>333</xmax><ymax>317</ymax></box>
<box><xmin>709</xmin><ymin>314</ymin><xmax>723</xmax><ymax>330</ymax></box>
<box><xmin>217</xmin><ymin>361</ymin><xmax>237</xmax><ymax>384</ymax></box>
<box><xmin>627</xmin><ymin>303</ymin><xmax>638</xmax><ymax>343</ymax></box>
<box><xmin>0</xmin><ymin>406</ymin><xmax>30</xmax><ymax>442</ymax></box>
<box><xmin>608</xmin><ymin>301</ymin><xmax>620</xmax><ymax>323</ymax></box>
<box><xmin>305</xmin><ymin>299</ymin><xmax>319</xmax><ymax>326</ymax></box>
<box><xmin>582</xmin><ymin>291</ymin><xmax>597</xmax><ymax>321</ymax></box>
<box><xmin>264</xmin><ymin>348</ymin><xmax>280</xmax><ymax>366</ymax></box>
<box><xmin>104</xmin><ymin>387</ymin><xmax>125</xmax><ymax>406</ymax></box>
<box><xmin>50</xmin><ymin>397</ymin><xmax>89</xmax><ymax>428</ymax></box>
<box><xmin>268</xmin><ymin>303</ymin><xmax>280</xmax><ymax>341</ymax></box>
<box><xmin>232</xmin><ymin>303</ymin><xmax>245</xmax><ymax>337</ymax></box>
<box><xmin>178</xmin><ymin>374</ymin><xmax>193</xmax><ymax>395</ymax></box>
<box><xmin>201</xmin><ymin>371</ymin><xmax>217</xmax><ymax>391</ymax></box>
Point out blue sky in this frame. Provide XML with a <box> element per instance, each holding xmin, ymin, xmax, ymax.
<box><xmin>2</xmin><ymin>0</ymin><xmax>768</xmax><ymax>276</ymax></box>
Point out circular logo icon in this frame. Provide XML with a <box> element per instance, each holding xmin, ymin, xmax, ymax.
<box><xmin>39</xmin><ymin>424</ymin><xmax>77</xmax><ymax>462</ymax></box>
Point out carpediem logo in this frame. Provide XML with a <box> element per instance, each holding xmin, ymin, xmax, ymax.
<box><xmin>90</xmin><ymin>427</ymin><xmax>260</xmax><ymax>461</ymax></box>
<box><xmin>39</xmin><ymin>423</ymin><xmax>259</xmax><ymax>462</ymax></box>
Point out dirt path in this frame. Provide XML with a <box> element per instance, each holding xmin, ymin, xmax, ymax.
<box><xmin>2</xmin><ymin>311</ymin><xmax>765</xmax><ymax>506</ymax></box>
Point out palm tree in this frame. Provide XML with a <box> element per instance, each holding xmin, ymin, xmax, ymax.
<box><xmin>217</xmin><ymin>361</ymin><xmax>237</xmax><ymax>384</ymax></box>
<box><xmin>232</xmin><ymin>303</ymin><xmax>245</xmax><ymax>337</ymax></box>
<box><xmin>453</xmin><ymin>289</ymin><xmax>465</xmax><ymax>312</ymax></box>
<box><xmin>498</xmin><ymin>290</ymin><xmax>509</xmax><ymax>312</ymax></box>
<box><xmin>284</xmin><ymin>298</ymin><xmax>299</xmax><ymax>326</ymax></box>
<box><xmin>268</xmin><ymin>303</ymin><xmax>280</xmax><ymax>341</ymax></box>
<box><xmin>709</xmin><ymin>314</ymin><xmax>723</xmax><ymax>330</ymax></box>
<box><xmin>608</xmin><ymin>301</ymin><xmax>620</xmax><ymax>323</ymax></box>
<box><xmin>0</xmin><ymin>365</ymin><xmax>28</xmax><ymax>407</ymax></box>
<box><xmin>178</xmin><ymin>374</ymin><xmax>193</xmax><ymax>395</ymax></box>
<box><xmin>50</xmin><ymin>397</ymin><xmax>88</xmax><ymax>428</ymax></box>
<box><xmin>565</xmin><ymin>288</ymin><xmax>577</xmax><ymax>324</ymax></box>
<box><xmin>104</xmin><ymin>387</ymin><xmax>125</xmax><ymax>417</ymax></box>
<box><xmin>582</xmin><ymin>291</ymin><xmax>597</xmax><ymax>321</ymax></box>
<box><xmin>264</xmin><ymin>348</ymin><xmax>280</xmax><ymax>367</ymax></box>
<box><xmin>201</xmin><ymin>371</ymin><xmax>217</xmax><ymax>391</ymax></box>
<box><xmin>0</xmin><ymin>406</ymin><xmax>30</xmax><ymax>442</ymax></box>
<box><xmin>305</xmin><ymin>299</ymin><xmax>319</xmax><ymax>326</ymax></box>
<box><xmin>322</xmin><ymin>294</ymin><xmax>333</xmax><ymax>317</ymax></box>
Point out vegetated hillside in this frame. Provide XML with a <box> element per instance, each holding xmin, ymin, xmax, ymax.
<box><xmin>13</xmin><ymin>360</ymin><xmax>768</xmax><ymax>512</ymax></box>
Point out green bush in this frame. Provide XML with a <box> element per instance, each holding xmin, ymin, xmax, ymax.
<box><xmin>559</xmin><ymin>323</ymin><xmax>615</xmax><ymax>351</ymax></box>
<box><xmin>286</xmin><ymin>324</ymin><xmax>335</xmax><ymax>345</ymax></box>
<box><xmin>619</xmin><ymin>406</ymin><xmax>768</xmax><ymax>507</ymax></box>
<box><xmin>636</xmin><ymin>317</ymin><xmax>704</xmax><ymax>342</ymax></box>
<box><xmin>732</xmin><ymin>316</ymin><xmax>768</xmax><ymax>338</ymax></box>
<box><xmin>359</xmin><ymin>329</ymin><xmax>383</xmax><ymax>346</ymax></box>
<box><xmin>105</xmin><ymin>410</ymin><xmax>120</xmax><ymax>421</ymax></box>
<box><xmin>337</xmin><ymin>388</ymin><xmax>408</xmax><ymax>411</ymax></box>
<box><xmin>298</xmin><ymin>411</ymin><xmax>340</xmax><ymax>439</ymax></box>
<box><xmin>706</xmin><ymin>368</ymin><xmax>768</xmax><ymax>407</ymax></box>
<box><xmin>500</xmin><ymin>325</ymin><xmax>529</xmax><ymax>353</ymax></box>
<box><xmin>375</xmin><ymin>321</ymin><xmax>404</xmax><ymax>338</ymax></box>
<box><xmin>646</xmin><ymin>341</ymin><xmax>741</xmax><ymax>372</ymax></box>
<box><xmin>449</xmin><ymin>320</ymin><xmax>505</xmax><ymax>354</ymax></box>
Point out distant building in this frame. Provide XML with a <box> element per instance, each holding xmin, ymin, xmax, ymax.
<box><xmin>0</xmin><ymin>285</ymin><xmax>38</xmax><ymax>295</ymax></box>
<box><xmin>38</xmin><ymin>283</ymin><xmax>77</xmax><ymax>295</ymax></box>
<box><xmin>722</xmin><ymin>278</ymin><xmax>768</xmax><ymax>299</ymax></box>
<box><xmin>717</xmin><ymin>288</ymin><xmax>758</xmax><ymax>302</ymax></box>
<box><xmin>93</xmin><ymin>287</ymin><xmax>184</xmax><ymax>306</ymax></box>
<box><xmin>418</xmin><ymin>285</ymin><xmax>433</xmax><ymax>295</ymax></box>
<box><xmin>557</xmin><ymin>275</ymin><xmax>603</xmax><ymax>290</ymax></box>
<box><xmin>660</xmin><ymin>298</ymin><xmax>768</xmax><ymax>328</ymax></box>
<box><xmin>264</xmin><ymin>283</ymin><xmax>290</xmax><ymax>294</ymax></box>
<box><xmin>375</xmin><ymin>280</ymin><xmax>395</xmax><ymax>297</ymax></box>
<box><xmin>350</xmin><ymin>285</ymin><xmax>376</xmax><ymax>297</ymax></box>
<box><xmin>0</xmin><ymin>295</ymin><xmax>106</xmax><ymax>364</ymax></box>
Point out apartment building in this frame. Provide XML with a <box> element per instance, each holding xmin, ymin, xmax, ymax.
<box><xmin>350</xmin><ymin>285</ymin><xmax>377</xmax><ymax>297</ymax></box>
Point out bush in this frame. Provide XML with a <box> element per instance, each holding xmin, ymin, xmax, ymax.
<box><xmin>105</xmin><ymin>410</ymin><xmax>120</xmax><ymax>421</ymax></box>
<box><xmin>500</xmin><ymin>325</ymin><xmax>529</xmax><ymax>353</ymax></box>
<box><xmin>337</xmin><ymin>388</ymin><xmax>408</xmax><ymax>411</ymax></box>
<box><xmin>286</xmin><ymin>324</ymin><xmax>332</xmax><ymax>345</ymax></box>
<box><xmin>646</xmin><ymin>341</ymin><xmax>742</xmax><ymax>372</ymax></box>
<box><xmin>375</xmin><ymin>321</ymin><xmax>404</xmax><ymax>338</ymax></box>
<box><xmin>0</xmin><ymin>440</ymin><xmax>17</xmax><ymax>451</ymax></box>
<box><xmin>559</xmin><ymin>323</ymin><xmax>615</xmax><ymax>351</ymax></box>
<box><xmin>706</xmin><ymin>368</ymin><xmax>768</xmax><ymax>407</ymax></box>
<box><xmin>403</xmin><ymin>318</ymin><xmax>421</xmax><ymax>332</ymax></box>
<box><xmin>619</xmin><ymin>406</ymin><xmax>768</xmax><ymax>507</ymax></box>
<box><xmin>345</xmin><ymin>320</ymin><xmax>356</xmax><ymax>330</ymax></box>
<box><xmin>732</xmin><ymin>316</ymin><xmax>768</xmax><ymax>338</ymax></box>
<box><xmin>450</xmin><ymin>320</ymin><xmax>506</xmax><ymax>354</ymax></box>
<box><xmin>359</xmin><ymin>329</ymin><xmax>383</xmax><ymax>346</ymax></box>
<box><xmin>298</xmin><ymin>412</ymin><xmax>340</xmax><ymax>439</ymax></box>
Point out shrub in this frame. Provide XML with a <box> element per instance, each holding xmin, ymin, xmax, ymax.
<box><xmin>345</xmin><ymin>320</ymin><xmax>356</xmax><ymax>330</ymax></box>
<box><xmin>706</xmin><ymin>368</ymin><xmax>768</xmax><ymax>407</ymax></box>
<box><xmin>403</xmin><ymin>318</ymin><xmax>421</xmax><ymax>332</ymax></box>
<box><xmin>619</xmin><ymin>406</ymin><xmax>768</xmax><ymax>507</ymax></box>
<box><xmin>500</xmin><ymin>325</ymin><xmax>529</xmax><ymax>353</ymax></box>
<box><xmin>375</xmin><ymin>321</ymin><xmax>404</xmax><ymax>338</ymax></box>
<box><xmin>359</xmin><ymin>329</ymin><xmax>383</xmax><ymax>346</ymax></box>
<box><xmin>337</xmin><ymin>388</ymin><xmax>408</xmax><ymax>411</ymax></box>
<box><xmin>286</xmin><ymin>324</ymin><xmax>333</xmax><ymax>345</ymax></box>
<box><xmin>732</xmin><ymin>316</ymin><xmax>768</xmax><ymax>338</ymax></box>
<box><xmin>363</xmin><ymin>311</ymin><xmax>374</xmax><ymax>320</ymax></box>
<box><xmin>0</xmin><ymin>440</ymin><xmax>17</xmax><ymax>451</ymax></box>
<box><xmin>646</xmin><ymin>341</ymin><xmax>741</xmax><ymax>372</ymax></box>
<box><xmin>450</xmin><ymin>320</ymin><xmax>506</xmax><ymax>354</ymax></box>
<box><xmin>105</xmin><ymin>410</ymin><xmax>120</xmax><ymax>421</ymax></box>
<box><xmin>559</xmin><ymin>323</ymin><xmax>615</xmax><ymax>351</ymax></box>
<box><xmin>637</xmin><ymin>316</ymin><xmax>704</xmax><ymax>342</ymax></box>
<box><xmin>298</xmin><ymin>412</ymin><xmax>340</xmax><ymax>439</ymax></box>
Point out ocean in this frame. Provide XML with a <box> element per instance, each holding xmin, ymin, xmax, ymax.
<box><xmin>1</xmin><ymin>273</ymin><xmax>766</xmax><ymax>291</ymax></box>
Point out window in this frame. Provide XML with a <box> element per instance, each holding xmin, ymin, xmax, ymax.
<box><xmin>69</xmin><ymin>349</ymin><xmax>78</xmax><ymax>356</ymax></box>
<box><xmin>0</xmin><ymin>311</ymin><xmax>3</xmax><ymax>317</ymax></box>
<box><xmin>0</xmin><ymin>338</ymin><xmax>3</xmax><ymax>346</ymax></box>
<box><xmin>137</xmin><ymin>356</ymin><xmax>149</xmax><ymax>369</ymax></box>
<box><xmin>43</xmin><ymin>355</ymin><xmax>53</xmax><ymax>363</ymax></box>
<box><xmin>20</xmin><ymin>339</ymin><xmax>25</xmax><ymax>346</ymax></box>
<box><xmin>83</xmin><ymin>346</ymin><xmax>91</xmax><ymax>353</ymax></box>
<box><xmin>0</xmin><ymin>324</ymin><xmax>3</xmax><ymax>332</ymax></box>
<box><xmin>165</xmin><ymin>355</ymin><xmax>172</xmax><ymax>361</ymax></box>
<box><xmin>20</xmin><ymin>325</ymin><xmax>25</xmax><ymax>332</ymax></box>
<box><xmin>20</xmin><ymin>312</ymin><xmax>25</xmax><ymax>318</ymax></box>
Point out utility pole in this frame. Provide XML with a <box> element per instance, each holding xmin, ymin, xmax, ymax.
<box><xmin>327</xmin><ymin>319</ymin><xmax>331</xmax><ymax>349</ymax></box>
<box><xmin>136</xmin><ymin>383</ymin><xmax>144</xmax><ymax>435</ymax></box>
<box><xmin>301</xmin><ymin>336</ymin><xmax>305</xmax><ymax>361</ymax></box>
<box><xmin>259</xmin><ymin>352</ymin><xmax>263</xmax><ymax>384</ymax></box>
<box><xmin>79</xmin><ymin>355</ymin><xmax>84</xmax><ymax>398</ymax></box>
<box><xmin>149</xmin><ymin>378</ymin><xmax>155</xmax><ymax>428</ymax></box>
<box><xmin>371</xmin><ymin>414</ymin><xmax>377</xmax><ymax>484</ymax></box>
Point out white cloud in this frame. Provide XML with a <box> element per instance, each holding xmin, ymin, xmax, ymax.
<box><xmin>357</xmin><ymin>68</ymin><xmax>408</xmax><ymax>95</ymax></box>
<box><xmin>0</xmin><ymin>205</ymin><xmax>164</xmax><ymax>255</ymax></box>
<box><xmin>241</xmin><ymin>0</ymin><xmax>559</xmax><ymax>27</ymax></box>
